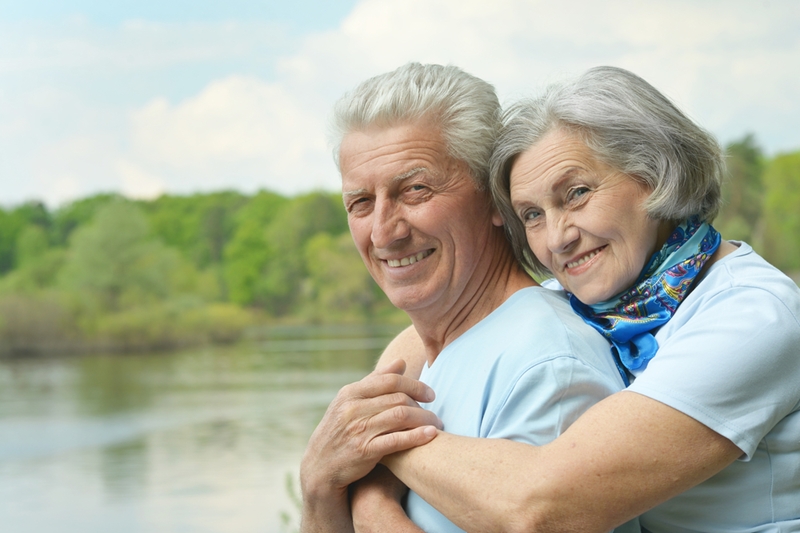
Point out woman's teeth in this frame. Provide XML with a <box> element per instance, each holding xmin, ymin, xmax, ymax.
<box><xmin>567</xmin><ymin>249</ymin><xmax>600</xmax><ymax>269</ymax></box>
<box><xmin>387</xmin><ymin>249</ymin><xmax>432</xmax><ymax>267</ymax></box>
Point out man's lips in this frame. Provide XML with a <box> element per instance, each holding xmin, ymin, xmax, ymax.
<box><xmin>385</xmin><ymin>249</ymin><xmax>434</xmax><ymax>267</ymax></box>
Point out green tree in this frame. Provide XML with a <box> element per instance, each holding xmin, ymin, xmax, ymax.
<box><xmin>716</xmin><ymin>134</ymin><xmax>764</xmax><ymax>246</ymax></box>
<box><xmin>59</xmin><ymin>201</ymin><xmax>179</xmax><ymax>311</ymax></box>
<box><xmin>301</xmin><ymin>232</ymin><xmax>395</xmax><ymax>322</ymax></box>
<box><xmin>51</xmin><ymin>194</ymin><xmax>119</xmax><ymax>247</ymax></box>
<box><xmin>0</xmin><ymin>209</ymin><xmax>20</xmax><ymax>275</ymax></box>
<box><xmin>0</xmin><ymin>201</ymin><xmax>53</xmax><ymax>275</ymax></box>
<box><xmin>223</xmin><ymin>191</ymin><xmax>347</xmax><ymax>315</ymax></box>
<box><xmin>761</xmin><ymin>150</ymin><xmax>800</xmax><ymax>273</ymax></box>
<box><xmin>223</xmin><ymin>191</ymin><xmax>288</xmax><ymax>307</ymax></box>
<box><xmin>0</xmin><ymin>226</ymin><xmax>65</xmax><ymax>293</ymax></box>
<box><xmin>143</xmin><ymin>191</ymin><xmax>247</xmax><ymax>268</ymax></box>
<box><xmin>16</xmin><ymin>225</ymin><xmax>50</xmax><ymax>266</ymax></box>
<box><xmin>142</xmin><ymin>191</ymin><xmax>249</xmax><ymax>301</ymax></box>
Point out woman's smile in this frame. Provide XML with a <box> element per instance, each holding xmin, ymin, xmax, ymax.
<box><xmin>564</xmin><ymin>246</ymin><xmax>606</xmax><ymax>270</ymax></box>
<box><xmin>509</xmin><ymin>129</ymin><xmax>668</xmax><ymax>304</ymax></box>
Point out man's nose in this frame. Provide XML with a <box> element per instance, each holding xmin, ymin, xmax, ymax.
<box><xmin>371</xmin><ymin>198</ymin><xmax>410</xmax><ymax>249</ymax></box>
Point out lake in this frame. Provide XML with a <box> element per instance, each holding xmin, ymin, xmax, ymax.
<box><xmin>0</xmin><ymin>326</ymin><xmax>399</xmax><ymax>533</ymax></box>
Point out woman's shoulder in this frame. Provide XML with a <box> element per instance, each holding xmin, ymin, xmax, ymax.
<box><xmin>700</xmin><ymin>241</ymin><xmax>800</xmax><ymax>306</ymax></box>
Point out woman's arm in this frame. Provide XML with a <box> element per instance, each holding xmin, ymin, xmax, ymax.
<box><xmin>384</xmin><ymin>390</ymin><xmax>742</xmax><ymax>533</ymax></box>
<box><xmin>347</xmin><ymin>325</ymin><xmax>428</xmax><ymax>532</ymax></box>
<box><xmin>351</xmin><ymin>466</ymin><xmax>424</xmax><ymax>533</ymax></box>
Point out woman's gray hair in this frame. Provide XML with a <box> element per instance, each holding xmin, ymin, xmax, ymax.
<box><xmin>490</xmin><ymin>65</ymin><xmax>725</xmax><ymax>275</ymax></box>
<box><xmin>332</xmin><ymin>63</ymin><xmax>500</xmax><ymax>189</ymax></box>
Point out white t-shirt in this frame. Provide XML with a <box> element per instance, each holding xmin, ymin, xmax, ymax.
<box><xmin>628</xmin><ymin>242</ymin><xmax>800</xmax><ymax>531</ymax></box>
<box><xmin>405</xmin><ymin>286</ymin><xmax>640</xmax><ymax>533</ymax></box>
<box><xmin>545</xmin><ymin>242</ymin><xmax>800</xmax><ymax>530</ymax></box>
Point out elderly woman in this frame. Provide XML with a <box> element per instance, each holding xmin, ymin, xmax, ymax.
<box><xmin>354</xmin><ymin>66</ymin><xmax>800</xmax><ymax>532</ymax></box>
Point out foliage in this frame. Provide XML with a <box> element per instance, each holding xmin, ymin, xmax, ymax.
<box><xmin>223</xmin><ymin>191</ymin><xmax>289</xmax><ymax>307</ymax></box>
<box><xmin>716</xmin><ymin>134</ymin><xmax>765</xmax><ymax>246</ymax></box>
<box><xmin>762</xmin><ymin>150</ymin><xmax>800</xmax><ymax>272</ymax></box>
<box><xmin>0</xmin><ymin>189</ymin><xmax>400</xmax><ymax>354</ymax></box>
<box><xmin>224</xmin><ymin>191</ymin><xmax>349</xmax><ymax>316</ymax></box>
<box><xmin>3</xmin><ymin>133</ymin><xmax>799</xmax><ymax>356</ymax></box>
<box><xmin>301</xmin><ymin>232</ymin><xmax>405</xmax><ymax>323</ymax></box>
<box><xmin>59</xmin><ymin>201</ymin><xmax>179</xmax><ymax>311</ymax></box>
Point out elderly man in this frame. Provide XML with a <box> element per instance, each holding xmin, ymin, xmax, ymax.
<box><xmin>299</xmin><ymin>63</ymin><xmax>630</xmax><ymax>533</ymax></box>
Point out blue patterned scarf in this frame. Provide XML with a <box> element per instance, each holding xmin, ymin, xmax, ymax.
<box><xmin>569</xmin><ymin>217</ymin><xmax>721</xmax><ymax>385</ymax></box>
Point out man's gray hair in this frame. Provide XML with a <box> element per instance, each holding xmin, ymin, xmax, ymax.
<box><xmin>490</xmin><ymin>65</ymin><xmax>725</xmax><ymax>275</ymax></box>
<box><xmin>332</xmin><ymin>62</ymin><xmax>500</xmax><ymax>189</ymax></box>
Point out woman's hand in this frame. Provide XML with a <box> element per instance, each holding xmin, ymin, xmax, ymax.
<box><xmin>351</xmin><ymin>465</ymin><xmax>423</xmax><ymax>533</ymax></box>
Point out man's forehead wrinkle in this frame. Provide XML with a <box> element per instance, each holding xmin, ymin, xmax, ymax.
<box><xmin>342</xmin><ymin>167</ymin><xmax>428</xmax><ymax>198</ymax></box>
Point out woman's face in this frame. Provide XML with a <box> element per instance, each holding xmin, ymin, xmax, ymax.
<box><xmin>509</xmin><ymin>129</ymin><xmax>670</xmax><ymax>304</ymax></box>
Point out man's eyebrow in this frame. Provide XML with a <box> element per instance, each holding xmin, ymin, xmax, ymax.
<box><xmin>342</xmin><ymin>167</ymin><xmax>427</xmax><ymax>198</ymax></box>
<box><xmin>392</xmin><ymin>167</ymin><xmax>426</xmax><ymax>184</ymax></box>
<box><xmin>342</xmin><ymin>188</ymin><xmax>368</xmax><ymax>199</ymax></box>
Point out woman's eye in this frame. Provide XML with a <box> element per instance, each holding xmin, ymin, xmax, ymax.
<box><xmin>522</xmin><ymin>209</ymin><xmax>542</xmax><ymax>223</ymax></box>
<box><xmin>567</xmin><ymin>187</ymin><xmax>590</xmax><ymax>202</ymax></box>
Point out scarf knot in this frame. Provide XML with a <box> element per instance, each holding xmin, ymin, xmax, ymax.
<box><xmin>569</xmin><ymin>217</ymin><xmax>721</xmax><ymax>385</ymax></box>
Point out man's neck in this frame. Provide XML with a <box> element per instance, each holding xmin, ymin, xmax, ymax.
<box><xmin>409</xmin><ymin>242</ymin><xmax>536</xmax><ymax>364</ymax></box>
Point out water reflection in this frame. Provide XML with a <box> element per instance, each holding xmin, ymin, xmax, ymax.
<box><xmin>0</xmin><ymin>326</ymin><xmax>398</xmax><ymax>533</ymax></box>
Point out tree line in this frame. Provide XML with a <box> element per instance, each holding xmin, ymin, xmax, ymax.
<box><xmin>0</xmin><ymin>191</ymin><xmax>405</xmax><ymax>354</ymax></box>
<box><xmin>1</xmin><ymin>134</ymin><xmax>798</xmax><ymax>355</ymax></box>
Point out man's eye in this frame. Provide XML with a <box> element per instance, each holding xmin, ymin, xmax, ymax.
<box><xmin>409</xmin><ymin>184</ymin><xmax>427</xmax><ymax>192</ymax></box>
<box><xmin>347</xmin><ymin>197</ymin><xmax>369</xmax><ymax>212</ymax></box>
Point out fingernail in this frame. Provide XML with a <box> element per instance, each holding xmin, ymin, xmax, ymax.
<box><xmin>425</xmin><ymin>387</ymin><xmax>435</xmax><ymax>402</ymax></box>
<box><xmin>423</xmin><ymin>426</ymin><xmax>437</xmax><ymax>437</ymax></box>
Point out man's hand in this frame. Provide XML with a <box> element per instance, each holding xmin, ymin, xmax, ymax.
<box><xmin>300</xmin><ymin>359</ymin><xmax>441</xmax><ymax>533</ymax></box>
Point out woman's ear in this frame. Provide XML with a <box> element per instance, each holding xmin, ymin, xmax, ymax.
<box><xmin>491</xmin><ymin>208</ymin><xmax>504</xmax><ymax>228</ymax></box>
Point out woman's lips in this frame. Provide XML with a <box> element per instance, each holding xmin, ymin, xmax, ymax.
<box><xmin>565</xmin><ymin>246</ymin><xmax>606</xmax><ymax>270</ymax></box>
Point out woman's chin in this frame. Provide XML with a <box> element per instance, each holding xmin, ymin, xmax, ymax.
<box><xmin>565</xmin><ymin>284</ymin><xmax>620</xmax><ymax>306</ymax></box>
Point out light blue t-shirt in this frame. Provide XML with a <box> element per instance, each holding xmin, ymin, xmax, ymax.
<box><xmin>405</xmin><ymin>286</ymin><xmax>640</xmax><ymax>533</ymax></box>
<box><xmin>622</xmin><ymin>243</ymin><xmax>800</xmax><ymax>531</ymax></box>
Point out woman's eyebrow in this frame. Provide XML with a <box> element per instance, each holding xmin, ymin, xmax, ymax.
<box><xmin>552</xmin><ymin>167</ymin><xmax>581</xmax><ymax>190</ymax></box>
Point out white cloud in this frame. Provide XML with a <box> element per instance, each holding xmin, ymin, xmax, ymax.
<box><xmin>117</xmin><ymin>160</ymin><xmax>166</xmax><ymax>200</ymax></box>
<box><xmin>283</xmin><ymin>0</ymin><xmax>800</xmax><ymax>151</ymax></box>
<box><xmin>2</xmin><ymin>0</ymin><xmax>799</xmax><ymax>207</ymax></box>
<box><xmin>0</xmin><ymin>18</ymin><xmax>291</xmax><ymax>73</ymax></box>
<box><xmin>127</xmin><ymin>76</ymin><xmax>336</xmax><ymax>195</ymax></box>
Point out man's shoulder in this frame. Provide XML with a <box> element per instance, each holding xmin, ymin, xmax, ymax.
<box><xmin>459</xmin><ymin>286</ymin><xmax>613</xmax><ymax>365</ymax></box>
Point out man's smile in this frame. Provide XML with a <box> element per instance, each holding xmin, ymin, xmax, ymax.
<box><xmin>385</xmin><ymin>249</ymin><xmax>434</xmax><ymax>268</ymax></box>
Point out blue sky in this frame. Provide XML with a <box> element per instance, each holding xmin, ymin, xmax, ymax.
<box><xmin>2</xmin><ymin>0</ymin><xmax>799</xmax><ymax>207</ymax></box>
<box><xmin>0</xmin><ymin>1</ymin><xmax>357</xmax><ymax>28</ymax></box>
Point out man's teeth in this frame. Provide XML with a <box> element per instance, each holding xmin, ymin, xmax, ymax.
<box><xmin>567</xmin><ymin>249</ymin><xmax>600</xmax><ymax>269</ymax></box>
<box><xmin>387</xmin><ymin>250</ymin><xmax>432</xmax><ymax>267</ymax></box>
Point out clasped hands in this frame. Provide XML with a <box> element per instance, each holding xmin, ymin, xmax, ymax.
<box><xmin>300</xmin><ymin>358</ymin><xmax>442</xmax><ymax>507</ymax></box>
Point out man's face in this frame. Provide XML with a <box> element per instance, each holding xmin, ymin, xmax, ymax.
<box><xmin>340</xmin><ymin>122</ymin><xmax>501</xmax><ymax>317</ymax></box>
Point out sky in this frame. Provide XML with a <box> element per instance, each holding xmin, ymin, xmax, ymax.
<box><xmin>1</xmin><ymin>0</ymin><xmax>799</xmax><ymax>207</ymax></box>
